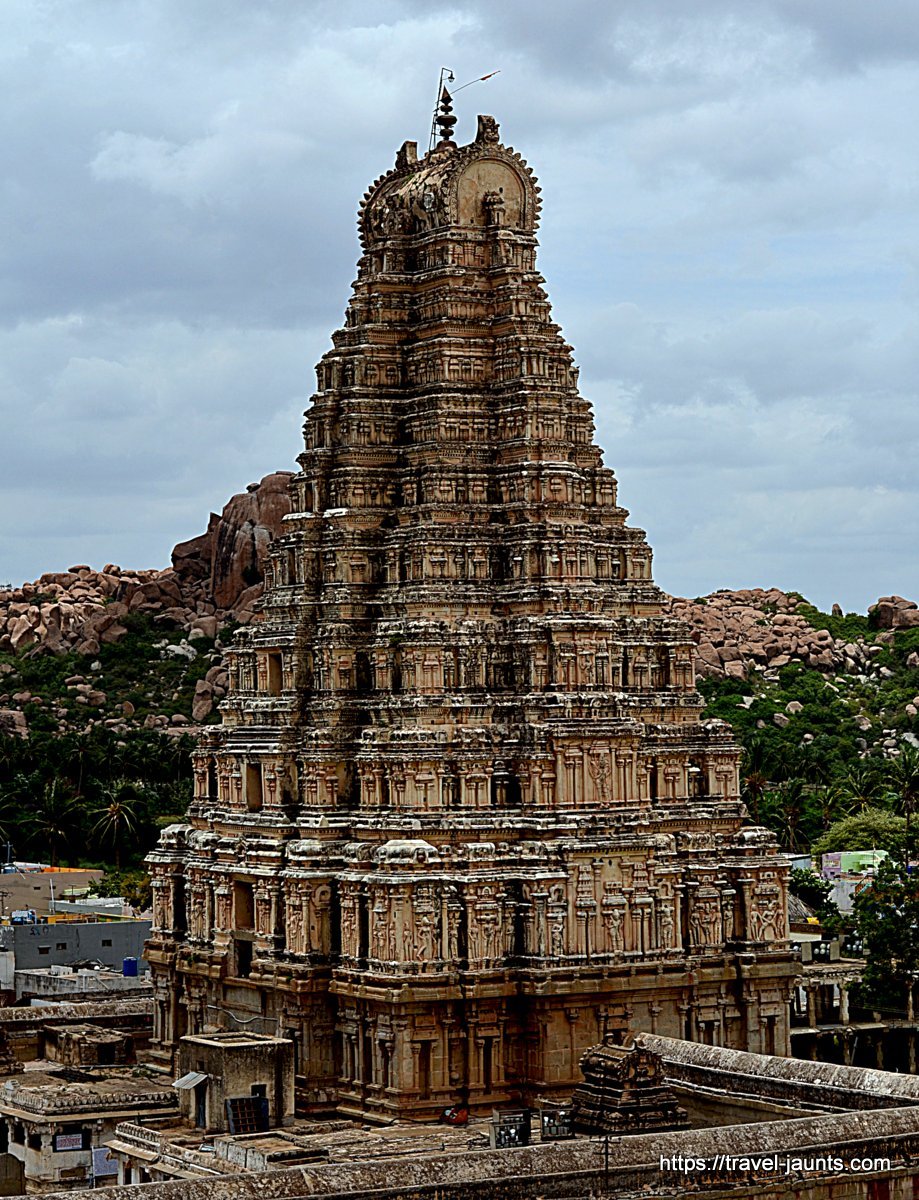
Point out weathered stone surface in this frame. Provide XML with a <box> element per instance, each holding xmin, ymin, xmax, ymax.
<box><xmin>170</xmin><ymin>517</ymin><xmax>219</xmax><ymax>584</ymax></box>
<box><xmin>172</xmin><ymin>473</ymin><xmax>293</xmax><ymax>611</ymax></box>
<box><xmin>870</xmin><ymin>595</ymin><xmax>919</xmax><ymax>629</ymax></box>
<box><xmin>146</xmin><ymin>114</ymin><xmax>796</xmax><ymax>1126</ymax></box>
<box><xmin>38</xmin><ymin>1100</ymin><xmax>919</xmax><ymax>1200</ymax></box>
<box><xmin>191</xmin><ymin>615</ymin><xmax>218</xmax><ymax>639</ymax></box>
<box><xmin>8</xmin><ymin>614</ymin><xmax>36</xmax><ymax>651</ymax></box>
<box><xmin>571</xmin><ymin>1039</ymin><xmax>688</xmax><ymax>1136</ymax></box>
<box><xmin>0</xmin><ymin>709</ymin><xmax>28</xmax><ymax>738</ymax></box>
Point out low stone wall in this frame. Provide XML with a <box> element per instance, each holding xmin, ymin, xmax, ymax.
<box><xmin>0</xmin><ymin>999</ymin><xmax>151</xmax><ymax>1026</ymax></box>
<box><xmin>46</xmin><ymin>1106</ymin><xmax>919</xmax><ymax>1200</ymax></box>
<box><xmin>673</xmin><ymin>1085</ymin><xmax>813</xmax><ymax>1127</ymax></box>
<box><xmin>637</xmin><ymin>1034</ymin><xmax>919</xmax><ymax>1114</ymax></box>
<box><xmin>0</xmin><ymin>998</ymin><xmax>152</xmax><ymax>1061</ymax></box>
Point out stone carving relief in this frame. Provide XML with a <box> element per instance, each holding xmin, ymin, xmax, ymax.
<box><xmin>475</xmin><ymin>114</ymin><xmax>500</xmax><ymax>144</ymax></box>
<box><xmin>690</xmin><ymin>888</ymin><xmax>723</xmax><ymax>949</ymax></box>
<box><xmin>749</xmin><ymin>879</ymin><xmax>784</xmax><ymax>943</ymax></box>
<box><xmin>588</xmin><ymin>749</ymin><xmax>611</xmax><ymax>802</ymax></box>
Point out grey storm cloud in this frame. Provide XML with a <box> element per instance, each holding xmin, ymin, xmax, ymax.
<box><xmin>1</xmin><ymin>0</ymin><xmax>917</xmax><ymax>611</ymax></box>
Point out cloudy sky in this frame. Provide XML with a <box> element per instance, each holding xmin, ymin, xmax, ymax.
<box><xmin>3</xmin><ymin>1</ymin><xmax>917</xmax><ymax>611</ymax></box>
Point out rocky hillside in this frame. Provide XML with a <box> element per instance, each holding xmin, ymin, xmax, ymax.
<box><xmin>0</xmin><ymin>472</ymin><xmax>292</xmax><ymax>739</ymax></box>
<box><xmin>672</xmin><ymin>588</ymin><xmax>919</xmax><ymax>682</ymax></box>
<box><xmin>1</xmin><ymin>470</ymin><xmax>292</xmax><ymax>656</ymax></box>
<box><xmin>671</xmin><ymin>588</ymin><xmax>919</xmax><ymax>780</ymax></box>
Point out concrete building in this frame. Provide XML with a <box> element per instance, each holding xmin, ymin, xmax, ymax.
<box><xmin>0</xmin><ymin>919</ymin><xmax>150</xmax><ymax>1001</ymax></box>
<box><xmin>13</xmin><ymin>964</ymin><xmax>152</xmax><ymax>1004</ymax></box>
<box><xmin>0</xmin><ymin>871</ymin><xmax>102</xmax><ymax>921</ymax></box>
<box><xmin>173</xmin><ymin>1032</ymin><xmax>294</xmax><ymax>1135</ymax></box>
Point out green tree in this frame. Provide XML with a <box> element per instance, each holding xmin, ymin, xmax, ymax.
<box><xmin>806</xmin><ymin>782</ymin><xmax>852</xmax><ymax>833</ymax></box>
<box><xmin>840</xmin><ymin>761</ymin><xmax>887</xmax><ymax>813</ymax></box>
<box><xmin>25</xmin><ymin>779</ymin><xmax>84</xmax><ymax>867</ymax></box>
<box><xmin>0</xmin><ymin>770</ymin><xmax>32</xmax><ymax>843</ymax></box>
<box><xmin>762</xmin><ymin>779</ymin><xmax>806</xmax><ymax>850</ymax></box>
<box><xmin>91</xmin><ymin>780</ymin><xmax>146</xmax><ymax>869</ymax></box>
<box><xmin>121</xmin><ymin>871</ymin><xmax>152</xmax><ymax>911</ymax></box>
<box><xmin>811</xmin><ymin>807</ymin><xmax>906</xmax><ymax>856</ymax></box>
<box><xmin>789</xmin><ymin>867</ymin><xmax>832</xmax><ymax>912</ymax></box>
<box><xmin>890</xmin><ymin>747</ymin><xmax>919</xmax><ymax>848</ymax></box>
<box><xmin>853</xmin><ymin>855</ymin><xmax>919</xmax><ymax>1012</ymax></box>
<box><xmin>90</xmin><ymin>866</ymin><xmax>152</xmax><ymax>911</ymax></box>
<box><xmin>789</xmin><ymin>867</ymin><xmax>843</xmax><ymax>934</ymax></box>
<box><xmin>741</xmin><ymin>763</ymin><xmax>769</xmax><ymax>823</ymax></box>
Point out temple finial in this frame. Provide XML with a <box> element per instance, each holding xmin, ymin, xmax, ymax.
<box><xmin>436</xmin><ymin>87</ymin><xmax>457</xmax><ymax>144</ymax></box>
<box><xmin>428</xmin><ymin>67</ymin><xmax>456</xmax><ymax>152</ymax></box>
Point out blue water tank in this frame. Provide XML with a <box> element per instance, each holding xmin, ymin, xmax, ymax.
<box><xmin>122</xmin><ymin>957</ymin><xmax>138</xmax><ymax>977</ymax></box>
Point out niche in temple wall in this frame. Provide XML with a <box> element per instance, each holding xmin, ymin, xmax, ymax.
<box><xmin>457</xmin><ymin>160</ymin><xmax>526</xmax><ymax>227</ymax></box>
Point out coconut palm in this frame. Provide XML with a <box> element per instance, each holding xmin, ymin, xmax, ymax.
<box><xmin>841</xmin><ymin>761</ymin><xmax>887</xmax><ymax>812</ymax></box>
<box><xmin>809</xmin><ymin>782</ymin><xmax>853</xmax><ymax>832</ymax></box>
<box><xmin>889</xmin><ymin>747</ymin><xmax>919</xmax><ymax>851</ymax></box>
<box><xmin>92</xmin><ymin>780</ymin><xmax>146</xmax><ymax>869</ymax></box>
<box><xmin>24</xmin><ymin>778</ymin><xmax>83</xmax><ymax>868</ymax></box>
<box><xmin>741</xmin><ymin>768</ymin><xmax>769</xmax><ymax>823</ymax></box>
<box><xmin>762</xmin><ymin>779</ymin><xmax>807</xmax><ymax>852</ymax></box>
<box><xmin>0</xmin><ymin>774</ymin><xmax>28</xmax><ymax>848</ymax></box>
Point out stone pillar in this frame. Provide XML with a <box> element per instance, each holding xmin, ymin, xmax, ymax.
<box><xmin>410</xmin><ymin>1039</ymin><xmax>422</xmax><ymax>1094</ymax></box>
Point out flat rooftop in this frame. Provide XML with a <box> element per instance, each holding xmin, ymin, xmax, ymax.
<box><xmin>0</xmin><ymin>1067</ymin><xmax>178</xmax><ymax>1117</ymax></box>
<box><xmin>180</xmin><ymin>1032</ymin><xmax>291</xmax><ymax>1049</ymax></box>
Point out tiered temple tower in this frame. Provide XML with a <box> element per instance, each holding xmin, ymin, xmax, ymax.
<box><xmin>146</xmin><ymin>110</ymin><xmax>797</xmax><ymax>1122</ymax></box>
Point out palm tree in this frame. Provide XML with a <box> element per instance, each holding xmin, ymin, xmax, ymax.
<box><xmin>763</xmin><ymin>779</ymin><xmax>807</xmax><ymax>852</ymax></box>
<box><xmin>0</xmin><ymin>770</ymin><xmax>38</xmax><ymax>844</ymax></box>
<box><xmin>741</xmin><ymin>768</ymin><xmax>769</xmax><ymax>823</ymax></box>
<box><xmin>0</xmin><ymin>732</ymin><xmax>25</xmax><ymax>779</ymax></box>
<box><xmin>25</xmin><ymin>779</ymin><xmax>83</xmax><ymax>868</ymax></box>
<box><xmin>92</xmin><ymin>780</ymin><xmax>145</xmax><ymax>869</ymax></box>
<box><xmin>841</xmin><ymin>761</ymin><xmax>887</xmax><ymax>812</ymax></box>
<box><xmin>777</xmin><ymin>777</ymin><xmax>806</xmax><ymax>854</ymax></box>
<box><xmin>890</xmin><ymin>748</ymin><xmax>919</xmax><ymax>852</ymax></box>
<box><xmin>740</xmin><ymin>739</ymin><xmax>771</xmax><ymax>823</ymax></box>
<box><xmin>810</xmin><ymin>782</ymin><xmax>853</xmax><ymax>832</ymax></box>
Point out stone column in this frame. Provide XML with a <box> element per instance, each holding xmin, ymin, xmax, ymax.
<box><xmin>390</xmin><ymin>1020</ymin><xmax>409</xmax><ymax>1093</ymax></box>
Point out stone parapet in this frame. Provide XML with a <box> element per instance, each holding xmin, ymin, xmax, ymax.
<box><xmin>53</xmin><ymin>1106</ymin><xmax>919</xmax><ymax>1200</ymax></box>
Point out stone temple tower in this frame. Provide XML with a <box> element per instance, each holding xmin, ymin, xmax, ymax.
<box><xmin>146</xmin><ymin>110</ymin><xmax>797</xmax><ymax>1122</ymax></box>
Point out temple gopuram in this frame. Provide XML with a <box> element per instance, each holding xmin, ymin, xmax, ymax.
<box><xmin>146</xmin><ymin>103</ymin><xmax>797</xmax><ymax>1122</ymax></box>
